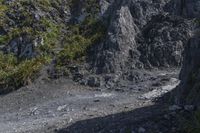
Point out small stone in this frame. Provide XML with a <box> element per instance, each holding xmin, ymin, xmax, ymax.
<box><xmin>87</xmin><ymin>76</ymin><xmax>101</xmax><ymax>87</ymax></box>
<box><xmin>69</xmin><ymin>118</ymin><xmax>73</xmax><ymax>123</ymax></box>
<box><xmin>57</xmin><ymin>105</ymin><xmax>67</xmax><ymax>111</ymax></box>
<box><xmin>184</xmin><ymin>105</ymin><xmax>195</xmax><ymax>111</ymax></box>
<box><xmin>163</xmin><ymin>114</ymin><xmax>170</xmax><ymax>120</ymax></box>
<box><xmin>124</xmin><ymin>106</ymin><xmax>129</xmax><ymax>109</ymax></box>
<box><xmin>83</xmin><ymin>106</ymin><xmax>87</xmax><ymax>110</ymax></box>
<box><xmin>169</xmin><ymin>105</ymin><xmax>182</xmax><ymax>111</ymax></box>
<box><xmin>172</xmin><ymin>127</ymin><xmax>177</xmax><ymax>132</ymax></box>
<box><xmin>138</xmin><ymin>127</ymin><xmax>146</xmax><ymax>133</ymax></box>
<box><xmin>30</xmin><ymin>107</ymin><xmax>39</xmax><ymax>115</ymax></box>
<box><xmin>169</xmin><ymin>111</ymin><xmax>177</xmax><ymax>117</ymax></box>
<box><xmin>94</xmin><ymin>99</ymin><xmax>100</xmax><ymax>102</ymax></box>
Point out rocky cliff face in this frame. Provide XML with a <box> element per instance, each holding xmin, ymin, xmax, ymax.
<box><xmin>166</xmin><ymin>0</ymin><xmax>200</xmax><ymax>105</ymax></box>
<box><xmin>0</xmin><ymin>0</ymin><xmax>199</xmax><ymax>95</ymax></box>
<box><xmin>93</xmin><ymin>0</ymin><xmax>200</xmax><ymax>105</ymax></box>
<box><xmin>91</xmin><ymin>0</ymin><xmax>192</xmax><ymax>75</ymax></box>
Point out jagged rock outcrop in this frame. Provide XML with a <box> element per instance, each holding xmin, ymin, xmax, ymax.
<box><xmin>0</xmin><ymin>0</ymin><xmax>199</xmax><ymax>91</ymax></box>
<box><xmin>6</xmin><ymin>35</ymin><xmax>36</xmax><ymax>58</ymax></box>
<box><xmin>91</xmin><ymin>0</ymin><xmax>192</xmax><ymax>76</ymax></box>
<box><xmin>138</xmin><ymin>15</ymin><xmax>191</xmax><ymax>68</ymax></box>
<box><xmin>0</xmin><ymin>0</ymin><xmax>194</xmax><ymax>70</ymax></box>
<box><xmin>92</xmin><ymin>2</ymin><xmax>139</xmax><ymax>74</ymax></box>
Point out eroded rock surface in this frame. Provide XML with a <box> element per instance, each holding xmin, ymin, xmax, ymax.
<box><xmin>91</xmin><ymin>0</ymin><xmax>192</xmax><ymax>76</ymax></box>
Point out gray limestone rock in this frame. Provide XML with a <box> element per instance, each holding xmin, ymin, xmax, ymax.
<box><xmin>90</xmin><ymin>0</ymin><xmax>192</xmax><ymax>78</ymax></box>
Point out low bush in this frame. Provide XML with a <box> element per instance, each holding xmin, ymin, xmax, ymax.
<box><xmin>56</xmin><ymin>17</ymin><xmax>106</xmax><ymax>66</ymax></box>
<box><xmin>0</xmin><ymin>52</ymin><xmax>50</xmax><ymax>93</ymax></box>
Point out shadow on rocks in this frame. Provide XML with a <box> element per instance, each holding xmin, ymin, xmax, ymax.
<box><xmin>56</xmin><ymin>103</ymin><xmax>182</xmax><ymax>133</ymax></box>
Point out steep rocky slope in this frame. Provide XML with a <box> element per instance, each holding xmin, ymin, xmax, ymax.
<box><xmin>87</xmin><ymin>0</ymin><xmax>194</xmax><ymax>89</ymax></box>
<box><xmin>0</xmin><ymin>0</ymin><xmax>200</xmax><ymax>132</ymax></box>
<box><xmin>0</xmin><ymin>0</ymin><xmax>105</xmax><ymax>93</ymax></box>
<box><xmin>92</xmin><ymin>0</ymin><xmax>191</xmax><ymax>74</ymax></box>
<box><xmin>0</xmin><ymin>0</ymin><xmax>198</xmax><ymax>92</ymax></box>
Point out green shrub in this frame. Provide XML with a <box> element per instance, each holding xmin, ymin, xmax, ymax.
<box><xmin>0</xmin><ymin>52</ymin><xmax>50</xmax><ymax>92</ymax></box>
<box><xmin>39</xmin><ymin>18</ymin><xmax>63</xmax><ymax>51</ymax></box>
<box><xmin>57</xmin><ymin>35</ymin><xmax>91</xmax><ymax>65</ymax></box>
<box><xmin>56</xmin><ymin>17</ymin><xmax>106</xmax><ymax>66</ymax></box>
<box><xmin>69</xmin><ymin>0</ymin><xmax>100</xmax><ymax>17</ymax></box>
<box><xmin>0</xmin><ymin>0</ymin><xmax>106</xmax><ymax>88</ymax></box>
<box><xmin>0</xmin><ymin>35</ymin><xmax>9</xmax><ymax>45</ymax></box>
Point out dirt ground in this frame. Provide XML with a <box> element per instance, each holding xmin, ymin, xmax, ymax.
<box><xmin>0</xmin><ymin>69</ymin><xmax>180</xmax><ymax>133</ymax></box>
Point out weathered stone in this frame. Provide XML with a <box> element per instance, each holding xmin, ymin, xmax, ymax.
<box><xmin>90</xmin><ymin>0</ymin><xmax>191</xmax><ymax>78</ymax></box>
<box><xmin>184</xmin><ymin>105</ymin><xmax>195</xmax><ymax>111</ymax></box>
<box><xmin>138</xmin><ymin>127</ymin><xmax>146</xmax><ymax>133</ymax></box>
<box><xmin>176</xmin><ymin>37</ymin><xmax>200</xmax><ymax>105</ymax></box>
<box><xmin>87</xmin><ymin>76</ymin><xmax>102</xmax><ymax>87</ymax></box>
<box><xmin>169</xmin><ymin>105</ymin><xmax>182</xmax><ymax>111</ymax></box>
<box><xmin>5</xmin><ymin>35</ymin><xmax>38</xmax><ymax>58</ymax></box>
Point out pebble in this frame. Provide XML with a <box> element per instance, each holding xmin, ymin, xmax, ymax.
<box><xmin>30</xmin><ymin>107</ymin><xmax>39</xmax><ymax>115</ymax></box>
<box><xmin>57</xmin><ymin>105</ymin><xmax>67</xmax><ymax>111</ymax></box>
<box><xmin>138</xmin><ymin>127</ymin><xmax>146</xmax><ymax>133</ymax></box>
<box><xmin>168</xmin><ymin>105</ymin><xmax>182</xmax><ymax>111</ymax></box>
<box><xmin>94</xmin><ymin>99</ymin><xmax>100</xmax><ymax>102</ymax></box>
<box><xmin>163</xmin><ymin>114</ymin><xmax>170</xmax><ymax>120</ymax></box>
<box><xmin>184</xmin><ymin>105</ymin><xmax>195</xmax><ymax>111</ymax></box>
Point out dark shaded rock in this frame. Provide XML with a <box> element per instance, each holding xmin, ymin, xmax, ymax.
<box><xmin>87</xmin><ymin>76</ymin><xmax>102</xmax><ymax>87</ymax></box>
<box><xmin>166</xmin><ymin>0</ymin><xmax>200</xmax><ymax>18</ymax></box>
<box><xmin>176</xmin><ymin>37</ymin><xmax>200</xmax><ymax>105</ymax></box>
<box><xmin>138</xmin><ymin>14</ymin><xmax>191</xmax><ymax>68</ymax></box>
<box><xmin>4</xmin><ymin>35</ymin><xmax>42</xmax><ymax>58</ymax></box>
<box><xmin>184</xmin><ymin>105</ymin><xmax>195</xmax><ymax>111</ymax></box>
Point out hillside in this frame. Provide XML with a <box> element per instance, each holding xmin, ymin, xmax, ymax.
<box><xmin>0</xmin><ymin>0</ymin><xmax>200</xmax><ymax>132</ymax></box>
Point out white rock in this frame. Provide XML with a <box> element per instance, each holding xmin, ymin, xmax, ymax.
<box><xmin>57</xmin><ymin>105</ymin><xmax>67</xmax><ymax>111</ymax></box>
<box><xmin>30</xmin><ymin>107</ymin><xmax>39</xmax><ymax>115</ymax></box>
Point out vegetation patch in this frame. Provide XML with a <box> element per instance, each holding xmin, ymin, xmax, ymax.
<box><xmin>56</xmin><ymin>17</ymin><xmax>106</xmax><ymax>66</ymax></box>
<box><xmin>0</xmin><ymin>0</ymin><xmax>106</xmax><ymax>91</ymax></box>
<box><xmin>0</xmin><ymin>53</ymin><xmax>50</xmax><ymax>93</ymax></box>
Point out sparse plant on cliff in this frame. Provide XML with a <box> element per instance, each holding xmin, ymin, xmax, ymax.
<box><xmin>0</xmin><ymin>53</ymin><xmax>50</xmax><ymax>93</ymax></box>
<box><xmin>0</xmin><ymin>0</ymin><xmax>105</xmax><ymax>91</ymax></box>
<box><xmin>56</xmin><ymin>17</ymin><xmax>106</xmax><ymax>66</ymax></box>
